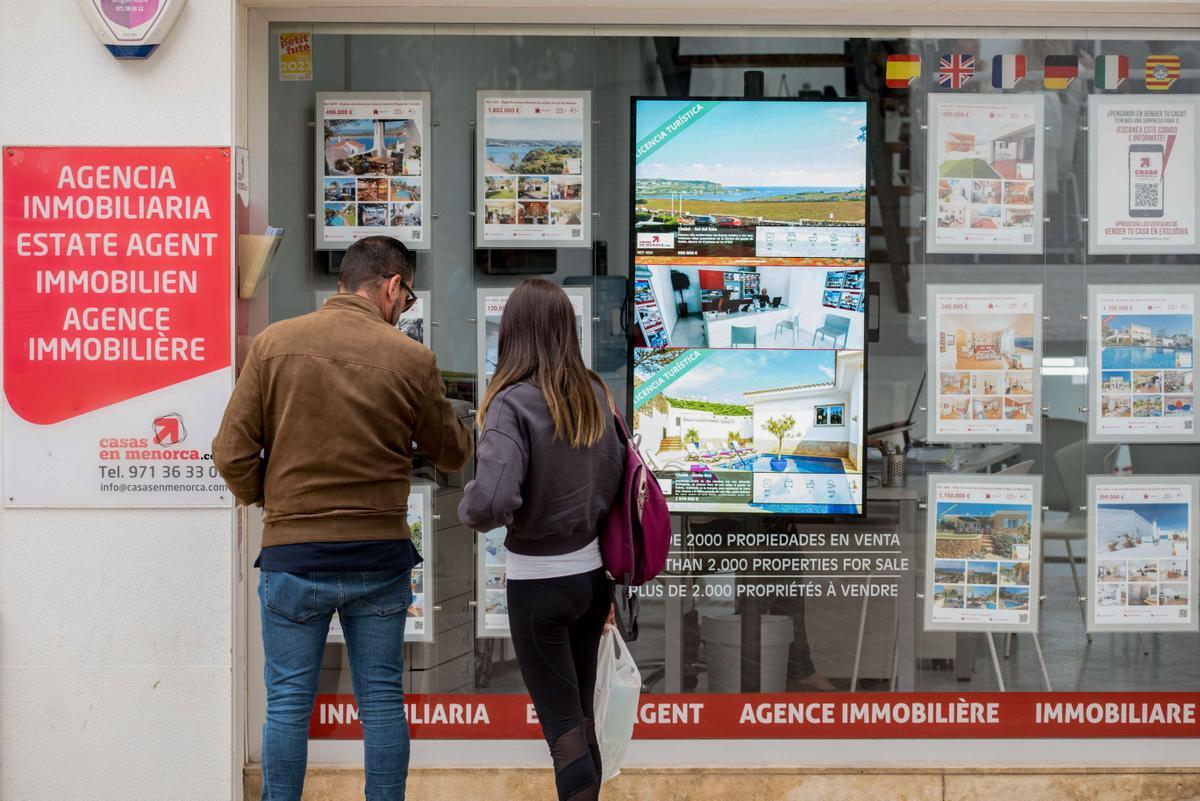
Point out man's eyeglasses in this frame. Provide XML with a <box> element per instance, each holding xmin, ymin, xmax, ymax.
<box><xmin>385</xmin><ymin>274</ymin><xmax>418</xmax><ymax>312</ymax></box>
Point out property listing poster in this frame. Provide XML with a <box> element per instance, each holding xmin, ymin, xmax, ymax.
<box><xmin>927</xmin><ymin>285</ymin><xmax>1042</xmax><ymax>444</ymax></box>
<box><xmin>406</xmin><ymin>483</ymin><xmax>433</xmax><ymax>641</ymax></box>
<box><xmin>924</xmin><ymin>474</ymin><xmax>1042</xmax><ymax>633</ymax></box>
<box><xmin>632</xmin><ymin>347</ymin><xmax>865</xmax><ymax>515</ymax></box>
<box><xmin>329</xmin><ymin>484</ymin><xmax>434</xmax><ymax>643</ymax></box>
<box><xmin>632</xmin><ymin>98</ymin><xmax>867</xmax><ymax>262</ymax></box>
<box><xmin>2</xmin><ymin>147</ymin><xmax>232</xmax><ymax>507</ymax></box>
<box><xmin>477</xmin><ymin>528</ymin><xmax>510</xmax><ymax>637</ymax></box>
<box><xmin>1088</xmin><ymin>286</ymin><xmax>1198</xmax><ymax>444</ymax></box>
<box><xmin>926</xmin><ymin>94</ymin><xmax>1045</xmax><ymax>254</ymax></box>
<box><xmin>476</xmin><ymin>91</ymin><xmax>591</xmax><ymax>248</ymax></box>
<box><xmin>1088</xmin><ymin>95</ymin><xmax>1200</xmax><ymax>255</ymax></box>
<box><xmin>396</xmin><ymin>290</ymin><xmax>431</xmax><ymax>348</ymax></box>
<box><xmin>316</xmin><ymin>92</ymin><xmax>430</xmax><ymax>250</ymax></box>
<box><xmin>476</xmin><ymin>287</ymin><xmax>591</xmax><ymax>390</ymax></box>
<box><xmin>1087</xmin><ymin>476</ymin><xmax>1198</xmax><ymax>633</ymax></box>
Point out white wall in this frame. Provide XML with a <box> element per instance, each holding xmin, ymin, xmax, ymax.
<box><xmin>847</xmin><ymin>363</ymin><xmax>864</xmax><ymax>469</ymax></box>
<box><xmin>752</xmin><ymin>387</ymin><xmax>849</xmax><ymax>451</ymax></box>
<box><xmin>0</xmin><ymin>2</ymin><xmax>236</xmax><ymax>800</ymax></box>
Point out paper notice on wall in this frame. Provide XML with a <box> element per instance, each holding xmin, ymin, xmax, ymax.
<box><xmin>2</xmin><ymin>147</ymin><xmax>233</xmax><ymax>507</ymax></box>
<box><xmin>278</xmin><ymin>31</ymin><xmax>312</xmax><ymax>81</ymax></box>
<box><xmin>1088</xmin><ymin>95</ymin><xmax>1200</xmax><ymax>255</ymax></box>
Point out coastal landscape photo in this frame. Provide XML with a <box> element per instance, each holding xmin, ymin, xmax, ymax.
<box><xmin>633</xmin><ymin>100</ymin><xmax>867</xmax><ymax>234</ymax></box>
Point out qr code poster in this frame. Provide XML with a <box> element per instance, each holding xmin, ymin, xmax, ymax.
<box><xmin>1088</xmin><ymin>95</ymin><xmax>1200</xmax><ymax>255</ymax></box>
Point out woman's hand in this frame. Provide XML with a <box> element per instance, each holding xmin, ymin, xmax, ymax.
<box><xmin>606</xmin><ymin>602</ymin><xmax>617</xmax><ymax>627</ymax></box>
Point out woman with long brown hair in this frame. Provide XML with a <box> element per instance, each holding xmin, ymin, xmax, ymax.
<box><xmin>460</xmin><ymin>278</ymin><xmax>623</xmax><ymax>801</ymax></box>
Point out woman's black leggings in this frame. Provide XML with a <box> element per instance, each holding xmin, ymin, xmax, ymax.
<box><xmin>507</xmin><ymin>567</ymin><xmax>611</xmax><ymax>801</ymax></box>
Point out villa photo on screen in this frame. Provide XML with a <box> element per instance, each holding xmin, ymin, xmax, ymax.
<box><xmin>632</xmin><ymin>347</ymin><xmax>864</xmax><ymax>515</ymax></box>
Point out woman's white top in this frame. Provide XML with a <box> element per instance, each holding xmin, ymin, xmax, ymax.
<box><xmin>504</xmin><ymin>538</ymin><xmax>603</xmax><ymax>580</ymax></box>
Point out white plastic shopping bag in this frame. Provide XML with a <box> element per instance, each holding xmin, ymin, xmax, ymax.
<box><xmin>593</xmin><ymin>624</ymin><xmax>640</xmax><ymax>783</ymax></box>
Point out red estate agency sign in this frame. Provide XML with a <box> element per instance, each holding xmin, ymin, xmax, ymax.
<box><xmin>311</xmin><ymin>692</ymin><xmax>1200</xmax><ymax>740</ymax></box>
<box><xmin>3</xmin><ymin>147</ymin><xmax>232</xmax><ymax>507</ymax></box>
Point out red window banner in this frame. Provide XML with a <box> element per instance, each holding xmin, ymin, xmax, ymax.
<box><xmin>2</xmin><ymin>147</ymin><xmax>232</xmax><ymax>507</ymax></box>
<box><xmin>311</xmin><ymin>692</ymin><xmax>1200</xmax><ymax>740</ymax></box>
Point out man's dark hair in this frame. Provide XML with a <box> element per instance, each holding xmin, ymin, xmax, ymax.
<box><xmin>339</xmin><ymin>236</ymin><xmax>414</xmax><ymax>292</ymax></box>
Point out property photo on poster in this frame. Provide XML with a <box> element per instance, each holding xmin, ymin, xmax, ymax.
<box><xmin>1088</xmin><ymin>286</ymin><xmax>1198</xmax><ymax>444</ymax></box>
<box><xmin>477</xmin><ymin>527</ymin><xmax>511</xmax><ymax>637</ymax></box>
<box><xmin>1087</xmin><ymin>476</ymin><xmax>1198</xmax><ymax>633</ymax></box>
<box><xmin>927</xmin><ymin>285</ymin><xmax>1042</xmax><ymax>443</ymax></box>
<box><xmin>396</xmin><ymin>290</ymin><xmax>431</xmax><ymax>348</ymax></box>
<box><xmin>632</xmin><ymin>347</ymin><xmax>864</xmax><ymax>515</ymax></box>
<box><xmin>632</xmin><ymin>264</ymin><xmax>865</xmax><ymax>351</ymax></box>
<box><xmin>476</xmin><ymin>91</ymin><xmax>590</xmax><ymax>248</ymax></box>
<box><xmin>632</xmin><ymin>98</ymin><xmax>867</xmax><ymax>263</ymax></box>
<box><xmin>1088</xmin><ymin>95</ymin><xmax>1200</xmax><ymax>255</ymax></box>
<box><xmin>924</xmin><ymin>474</ymin><xmax>1041</xmax><ymax>633</ymax></box>
<box><xmin>477</xmin><ymin>287</ymin><xmax>591</xmax><ymax>390</ymax></box>
<box><xmin>315</xmin><ymin>92</ymin><xmax>430</xmax><ymax>250</ymax></box>
<box><xmin>926</xmin><ymin>94</ymin><xmax>1045</xmax><ymax>254</ymax></box>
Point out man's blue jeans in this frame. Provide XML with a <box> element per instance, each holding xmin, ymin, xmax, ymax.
<box><xmin>258</xmin><ymin>570</ymin><xmax>412</xmax><ymax>801</ymax></box>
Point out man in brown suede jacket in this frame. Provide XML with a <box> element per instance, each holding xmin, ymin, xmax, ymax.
<box><xmin>213</xmin><ymin>236</ymin><xmax>470</xmax><ymax>801</ymax></box>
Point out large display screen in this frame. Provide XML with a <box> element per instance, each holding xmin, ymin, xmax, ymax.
<box><xmin>630</xmin><ymin>98</ymin><xmax>867</xmax><ymax>515</ymax></box>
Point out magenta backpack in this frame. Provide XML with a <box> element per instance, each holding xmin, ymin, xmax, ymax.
<box><xmin>601</xmin><ymin>410</ymin><xmax>671</xmax><ymax>592</ymax></box>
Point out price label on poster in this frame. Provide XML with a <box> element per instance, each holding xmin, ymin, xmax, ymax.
<box><xmin>926</xmin><ymin>285</ymin><xmax>1043</xmax><ymax>444</ymax></box>
<box><xmin>2</xmin><ymin>147</ymin><xmax>232</xmax><ymax>507</ymax></box>
<box><xmin>476</xmin><ymin>287</ymin><xmax>591</xmax><ymax>392</ymax></box>
<box><xmin>475</xmin><ymin>91</ymin><xmax>591</xmax><ymax>248</ymax></box>
<box><xmin>315</xmin><ymin>92</ymin><xmax>430</xmax><ymax>250</ymax></box>
<box><xmin>924</xmin><ymin>474</ymin><xmax>1042</xmax><ymax>633</ymax></box>
<box><xmin>1088</xmin><ymin>95</ymin><xmax>1200</xmax><ymax>255</ymax></box>
<box><xmin>926</xmin><ymin>95</ymin><xmax>1045</xmax><ymax>255</ymax></box>
<box><xmin>1087</xmin><ymin>476</ymin><xmax>1198</xmax><ymax>633</ymax></box>
<box><xmin>1088</xmin><ymin>285</ymin><xmax>1199</xmax><ymax>444</ymax></box>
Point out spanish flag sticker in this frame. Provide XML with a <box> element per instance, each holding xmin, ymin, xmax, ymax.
<box><xmin>886</xmin><ymin>54</ymin><xmax>921</xmax><ymax>89</ymax></box>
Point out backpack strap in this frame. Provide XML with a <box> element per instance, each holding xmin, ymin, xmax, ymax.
<box><xmin>607</xmin><ymin>398</ymin><xmax>633</xmax><ymax>443</ymax></box>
